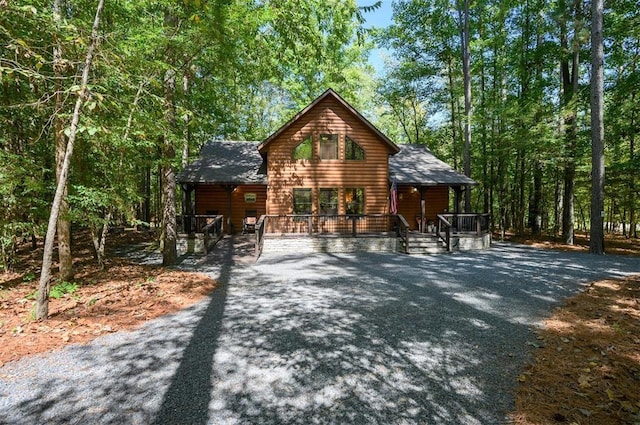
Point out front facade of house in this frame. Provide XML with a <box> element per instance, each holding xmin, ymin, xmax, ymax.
<box><xmin>178</xmin><ymin>89</ymin><xmax>477</xmax><ymax>236</ymax></box>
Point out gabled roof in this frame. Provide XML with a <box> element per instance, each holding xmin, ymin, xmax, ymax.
<box><xmin>258</xmin><ymin>88</ymin><xmax>400</xmax><ymax>155</ymax></box>
<box><xmin>178</xmin><ymin>141</ymin><xmax>476</xmax><ymax>187</ymax></box>
<box><xmin>176</xmin><ymin>141</ymin><xmax>266</xmax><ymax>185</ymax></box>
<box><xmin>389</xmin><ymin>144</ymin><xmax>477</xmax><ymax>186</ymax></box>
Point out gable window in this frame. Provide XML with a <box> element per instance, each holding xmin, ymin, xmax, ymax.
<box><xmin>293</xmin><ymin>188</ymin><xmax>312</xmax><ymax>214</ymax></box>
<box><xmin>319</xmin><ymin>134</ymin><xmax>338</xmax><ymax>159</ymax></box>
<box><xmin>345</xmin><ymin>136</ymin><xmax>365</xmax><ymax>160</ymax></box>
<box><xmin>319</xmin><ymin>188</ymin><xmax>338</xmax><ymax>215</ymax></box>
<box><xmin>345</xmin><ymin>188</ymin><xmax>364</xmax><ymax>215</ymax></box>
<box><xmin>292</xmin><ymin>135</ymin><xmax>313</xmax><ymax>160</ymax></box>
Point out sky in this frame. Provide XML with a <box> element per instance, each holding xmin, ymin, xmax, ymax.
<box><xmin>356</xmin><ymin>0</ymin><xmax>395</xmax><ymax>75</ymax></box>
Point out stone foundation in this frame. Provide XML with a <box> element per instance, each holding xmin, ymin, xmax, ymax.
<box><xmin>262</xmin><ymin>235</ymin><xmax>398</xmax><ymax>254</ymax></box>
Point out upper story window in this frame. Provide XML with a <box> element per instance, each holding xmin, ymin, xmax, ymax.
<box><xmin>345</xmin><ymin>136</ymin><xmax>365</xmax><ymax>160</ymax></box>
<box><xmin>319</xmin><ymin>134</ymin><xmax>338</xmax><ymax>160</ymax></box>
<box><xmin>292</xmin><ymin>135</ymin><xmax>313</xmax><ymax>160</ymax></box>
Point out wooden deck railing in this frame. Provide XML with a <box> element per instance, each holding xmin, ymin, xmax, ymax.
<box><xmin>260</xmin><ymin>214</ymin><xmax>400</xmax><ymax>235</ymax></box>
<box><xmin>436</xmin><ymin>214</ymin><xmax>452</xmax><ymax>252</ymax></box>
<box><xmin>201</xmin><ymin>216</ymin><xmax>224</xmax><ymax>254</ymax></box>
<box><xmin>437</xmin><ymin>213</ymin><xmax>490</xmax><ymax>252</ymax></box>
<box><xmin>438</xmin><ymin>213</ymin><xmax>491</xmax><ymax>235</ymax></box>
<box><xmin>178</xmin><ymin>214</ymin><xmax>223</xmax><ymax>234</ymax></box>
<box><xmin>255</xmin><ymin>214</ymin><xmax>403</xmax><ymax>258</ymax></box>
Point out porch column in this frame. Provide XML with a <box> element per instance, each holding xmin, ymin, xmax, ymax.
<box><xmin>224</xmin><ymin>185</ymin><xmax>236</xmax><ymax>234</ymax></box>
<box><xmin>454</xmin><ymin>186</ymin><xmax>464</xmax><ymax>214</ymax></box>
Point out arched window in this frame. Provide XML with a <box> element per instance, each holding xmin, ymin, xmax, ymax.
<box><xmin>292</xmin><ymin>135</ymin><xmax>313</xmax><ymax>160</ymax></box>
<box><xmin>345</xmin><ymin>136</ymin><xmax>365</xmax><ymax>160</ymax></box>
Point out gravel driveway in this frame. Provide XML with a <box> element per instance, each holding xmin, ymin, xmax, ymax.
<box><xmin>1</xmin><ymin>242</ymin><xmax>638</xmax><ymax>424</ymax></box>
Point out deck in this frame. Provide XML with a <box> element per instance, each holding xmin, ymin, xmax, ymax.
<box><xmin>178</xmin><ymin>213</ymin><xmax>491</xmax><ymax>258</ymax></box>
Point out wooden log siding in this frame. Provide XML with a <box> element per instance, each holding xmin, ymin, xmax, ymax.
<box><xmin>397</xmin><ymin>185</ymin><xmax>449</xmax><ymax>230</ymax></box>
<box><xmin>195</xmin><ymin>184</ymin><xmax>267</xmax><ymax>233</ymax></box>
<box><xmin>265</xmin><ymin>96</ymin><xmax>395</xmax><ymax>216</ymax></box>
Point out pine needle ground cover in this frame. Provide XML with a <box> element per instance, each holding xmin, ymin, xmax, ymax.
<box><xmin>0</xmin><ymin>231</ymin><xmax>215</xmax><ymax>366</ymax></box>
<box><xmin>507</xmin><ymin>234</ymin><xmax>640</xmax><ymax>425</ymax></box>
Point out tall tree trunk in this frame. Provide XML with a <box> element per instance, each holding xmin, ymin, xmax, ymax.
<box><xmin>531</xmin><ymin>160</ymin><xmax>543</xmax><ymax>235</ymax></box>
<box><xmin>52</xmin><ymin>0</ymin><xmax>73</xmax><ymax>281</ymax></box>
<box><xmin>91</xmin><ymin>209</ymin><xmax>111</xmax><ymax>270</ymax></box>
<box><xmin>628</xmin><ymin>93</ymin><xmax>636</xmax><ymax>238</ymax></box>
<box><xmin>161</xmin><ymin>9</ymin><xmax>179</xmax><ymax>266</ymax></box>
<box><xmin>447</xmin><ymin>57</ymin><xmax>459</xmax><ymax>171</ymax></box>
<box><xmin>560</xmin><ymin>0</ymin><xmax>581</xmax><ymax>245</ymax></box>
<box><xmin>460</xmin><ymin>0</ymin><xmax>472</xmax><ymax>212</ymax></box>
<box><xmin>589</xmin><ymin>0</ymin><xmax>605</xmax><ymax>254</ymax></box>
<box><xmin>162</xmin><ymin>67</ymin><xmax>178</xmax><ymax>266</ymax></box>
<box><xmin>37</xmin><ymin>0</ymin><xmax>104</xmax><ymax>319</ymax></box>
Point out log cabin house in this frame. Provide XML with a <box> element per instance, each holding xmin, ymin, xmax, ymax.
<box><xmin>177</xmin><ymin>89</ymin><xmax>490</xmax><ymax>255</ymax></box>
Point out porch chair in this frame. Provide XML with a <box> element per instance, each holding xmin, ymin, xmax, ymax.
<box><xmin>243</xmin><ymin>210</ymin><xmax>257</xmax><ymax>233</ymax></box>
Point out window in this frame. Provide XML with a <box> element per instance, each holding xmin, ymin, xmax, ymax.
<box><xmin>345</xmin><ymin>136</ymin><xmax>365</xmax><ymax>160</ymax></box>
<box><xmin>319</xmin><ymin>188</ymin><xmax>338</xmax><ymax>215</ymax></box>
<box><xmin>319</xmin><ymin>134</ymin><xmax>338</xmax><ymax>159</ymax></box>
<box><xmin>293</xmin><ymin>188</ymin><xmax>312</xmax><ymax>214</ymax></box>
<box><xmin>345</xmin><ymin>188</ymin><xmax>364</xmax><ymax>215</ymax></box>
<box><xmin>292</xmin><ymin>135</ymin><xmax>313</xmax><ymax>160</ymax></box>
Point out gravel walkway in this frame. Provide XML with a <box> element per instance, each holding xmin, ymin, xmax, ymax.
<box><xmin>1</xmin><ymin>242</ymin><xmax>638</xmax><ymax>424</ymax></box>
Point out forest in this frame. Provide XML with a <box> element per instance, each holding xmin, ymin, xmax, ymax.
<box><xmin>1</xmin><ymin>0</ymin><xmax>637</xmax><ymax>277</ymax></box>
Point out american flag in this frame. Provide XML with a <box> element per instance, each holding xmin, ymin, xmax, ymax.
<box><xmin>390</xmin><ymin>178</ymin><xmax>398</xmax><ymax>214</ymax></box>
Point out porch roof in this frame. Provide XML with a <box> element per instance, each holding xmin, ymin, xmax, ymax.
<box><xmin>389</xmin><ymin>144</ymin><xmax>477</xmax><ymax>186</ymax></box>
<box><xmin>177</xmin><ymin>141</ymin><xmax>266</xmax><ymax>185</ymax></box>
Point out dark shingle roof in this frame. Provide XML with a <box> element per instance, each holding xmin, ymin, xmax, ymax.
<box><xmin>177</xmin><ymin>141</ymin><xmax>266</xmax><ymax>184</ymax></box>
<box><xmin>178</xmin><ymin>141</ymin><xmax>475</xmax><ymax>187</ymax></box>
<box><xmin>389</xmin><ymin>144</ymin><xmax>477</xmax><ymax>186</ymax></box>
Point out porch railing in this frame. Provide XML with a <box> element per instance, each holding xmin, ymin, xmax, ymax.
<box><xmin>202</xmin><ymin>216</ymin><xmax>224</xmax><ymax>254</ymax></box>
<box><xmin>436</xmin><ymin>213</ymin><xmax>490</xmax><ymax>252</ymax></box>
<box><xmin>397</xmin><ymin>214</ymin><xmax>410</xmax><ymax>254</ymax></box>
<box><xmin>436</xmin><ymin>214</ymin><xmax>452</xmax><ymax>252</ymax></box>
<box><xmin>255</xmin><ymin>214</ymin><xmax>403</xmax><ymax>258</ymax></box>
<box><xmin>438</xmin><ymin>213</ymin><xmax>491</xmax><ymax>235</ymax></box>
<box><xmin>178</xmin><ymin>214</ymin><xmax>223</xmax><ymax>234</ymax></box>
<box><xmin>260</xmin><ymin>214</ymin><xmax>399</xmax><ymax>235</ymax></box>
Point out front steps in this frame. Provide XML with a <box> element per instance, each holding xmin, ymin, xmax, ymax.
<box><xmin>402</xmin><ymin>232</ymin><xmax>447</xmax><ymax>254</ymax></box>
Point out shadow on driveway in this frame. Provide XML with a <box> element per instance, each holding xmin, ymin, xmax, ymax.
<box><xmin>0</xmin><ymin>242</ymin><xmax>637</xmax><ymax>424</ymax></box>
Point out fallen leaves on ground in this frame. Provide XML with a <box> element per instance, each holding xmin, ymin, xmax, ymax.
<box><xmin>0</xmin><ymin>231</ymin><xmax>216</xmax><ymax>366</ymax></box>
<box><xmin>511</xmin><ymin>275</ymin><xmax>640</xmax><ymax>425</ymax></box>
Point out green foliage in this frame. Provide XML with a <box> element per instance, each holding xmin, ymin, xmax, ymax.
<box><xmin>27</xmin><ymin>281</ymin><xmax>78</xmax><ymax>300</ymax></box>
<box><xmin>372</xmin><ymin>0</ymin><xmax>640</xmax><ymax>236</ymax></box>
<box><xmin>50</xmin><ymin>281</ymin><xmax>78</xmax><ymax>299</ymax></box>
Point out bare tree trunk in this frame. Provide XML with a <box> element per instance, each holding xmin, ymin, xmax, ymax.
<box><xmin>590</xmin><ymin>0</ymin><xmax>605</xmax><ymax>254</ymax></box>
<box><xmin>531</xmin><ymin>160</ymin><xmax>543</xmax><ymax>235</ymax></box>
<box><xmin>460</xmin><ymin>0</ymin><xmax>472</xmax><ymax>212</ymax></box>
<box><xmin>52</xmin><ymin>0</ymin><xmax>73</xmax><ymax>281</ymax></box>
<box><xmin>628</xmin><ymin>93</ymin><xmax>637</xmax><ymax>238</ymax></box>
<box><xmin>36</xmin><ymin>0</ymin><xmax>104</xmax><ymax>319</ymax></box>
<box><xmin>447</xmin><ymin>57</ymin><xmax>459</xmax><ymax>171</ymax></box>
<box><xmin>560</xmin><ymin>0</ymin><xmax>581</xmax><ymax>245</ymax></box>
<box><xmin>91</xmin><ymin>209</ymin><xmax>111</xmax><ymax>270</ymax></box>
<box><xmin>160</xmin><ymin>9</ymin><xmax>179</xmax><ymax>266</ymax></box>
